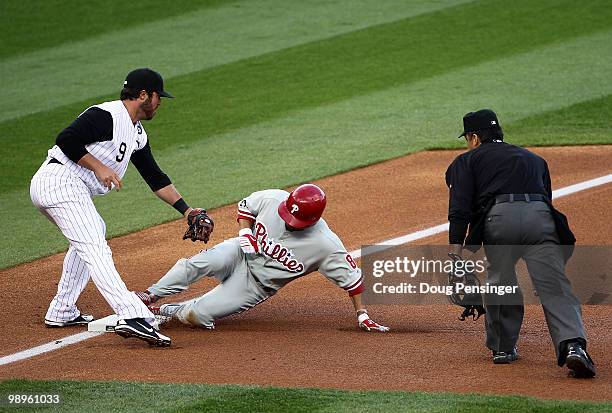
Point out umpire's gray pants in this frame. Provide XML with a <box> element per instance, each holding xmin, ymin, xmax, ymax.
<box><xmin>483</xmin><ymin>200</ymin><xmax>585</xmax><ymax>364</ymax></box>
<box><xmin>148</xmin><ymin>239</ymin><xmax>273</xmax><ymax>328</ymax></box>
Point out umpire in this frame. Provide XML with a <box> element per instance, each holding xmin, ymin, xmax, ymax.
<box><xmin>445</xmin><ymin>109</ymin><xmax>596</xmax><ymax>378</ymax></box>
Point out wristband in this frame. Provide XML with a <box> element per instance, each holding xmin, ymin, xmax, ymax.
<box><xmin>172</xmin><ymin>198</ymin><xmax>190</xmax><ymax>215</ymax></box>
<box><xmin>239</xmin><ymin>228</ymin><xmax>254</xmax><ymax>237</ymax></box>
<box><xmin>357</xmin><ymin>313</ymin><xmax>369</xmax><ymax>324</ymax></box>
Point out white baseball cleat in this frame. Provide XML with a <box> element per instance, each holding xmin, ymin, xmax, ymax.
<box><xmin>149</xmin><ymin>304</ymin><xmax>182</xmax><ymax>318</ymax></box>
<box><xmin>149</xmin><ymin>304</ymin><xmax>215</xmax><ymax>330</ymax></box>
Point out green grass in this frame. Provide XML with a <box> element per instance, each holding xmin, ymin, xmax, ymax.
<box><xmin>507</xmin><ymin>95</ymin><xmax>612</xmax><ymax>145</ymax></box>
<box><xmin>0</xmin><ymin>0</ymin><xmax>472</xmax><ymax>122</ymax></box>
<box><xmin>0</xmin><ymin>380</ymin><xmax>609</xmax><ymax>413</ymax></box>
<box><xmin>1</xmin><ymin>0</ymin><xmax>612</xmax><ymax>268</ymax></box>
<box><xmin>0</xmin><ymin>0</ymin><xmax>229</xmax><ymax>60</ymax></box>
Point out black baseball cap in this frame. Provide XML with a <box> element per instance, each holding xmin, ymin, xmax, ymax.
<box><xmin>123</xmin><ymin>68</ymin><xmax>174</xmax><ymax>98</ymax></box>
<box><xmin>457</xmin><ymin>109</ymin><xmax>501</xmax><ymax>138</ymax></box>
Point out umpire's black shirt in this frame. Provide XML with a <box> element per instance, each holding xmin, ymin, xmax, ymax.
<box><xmin>445</xmin><ymin>141</ymin><xmax>552</xmax><ymax>245</ymax></box>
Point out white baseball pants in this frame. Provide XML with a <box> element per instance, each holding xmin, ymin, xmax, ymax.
<box><xmin>30</xmin><ymin>161</ymin><xmax>154</xmax><ymax>323</ymax></box>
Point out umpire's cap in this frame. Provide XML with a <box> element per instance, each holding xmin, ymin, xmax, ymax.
<box><xmin>124</xmin><ymin>68</ymin><xmax>174</xmax><ymax>98</ymax></box>
<box><xmin>458</xmin><ymin>109</ymin><xmax>501</xmax><ymax>138</ymax></box>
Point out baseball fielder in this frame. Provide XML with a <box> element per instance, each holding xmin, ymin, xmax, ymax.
<box><xmin>136</xmin><ymin>184</ymin><xmax>389</xmax><ymax>332</ymax></box>
<box><xmin>30</xmin><ymin>68</ymin><xmax>213</xmax><ymax>347</ymax></box>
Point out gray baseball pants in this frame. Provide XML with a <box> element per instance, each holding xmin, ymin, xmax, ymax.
<box><xmin>148</xmin><ymin>239</ymin><xmax>273</xmax><ymax>328</ymax></box>
<box><xmin>483</xmin><ymin>200</ymin><xmax>586</xmax><ymax>364</ymax></box>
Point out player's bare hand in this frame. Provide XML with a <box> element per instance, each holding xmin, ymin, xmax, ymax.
<box><xmin>358</xmin><ymin>314</ymin><xmax>390</xmax><ymax>332</ymax></box>
<box><xmin>239</xmin><ymin>228</ymin><xmax>259</xmax><ymax>254</ymax></box>
<box><xmin>95</xmin><ymin>165</ymin><xmax>122</xmax><ymax>191</ymax></box>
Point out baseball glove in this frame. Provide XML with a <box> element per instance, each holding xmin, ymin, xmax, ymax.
<box><xmin>447</xmin><ymin>253</ymin><xmax>486</xmax><ymax>321</ymax></box>
<box><xmin>183</xmin><ymin>208</ymin><xmax>214</xmax><ymax>243</ymax></box>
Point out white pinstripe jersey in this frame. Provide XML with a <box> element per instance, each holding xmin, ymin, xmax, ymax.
<box><xmin>47</xmin><ymin>100</ymin><xmax>148</xmax><ymax>195</ymax></box>
<box><xmin>237</xmin><ymin>189</ymin><xmax>363</xmax><ymax>293</ymax></box>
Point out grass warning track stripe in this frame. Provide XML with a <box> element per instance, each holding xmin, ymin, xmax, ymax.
<box><xmin>1</xmin><ymin>173</ymin><xmax>610</xmax><ymax>367</ymax></box>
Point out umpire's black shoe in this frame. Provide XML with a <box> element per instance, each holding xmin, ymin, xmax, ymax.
<box><xmin>45</xmin><ymin>314</ymin><xmax>94</xmax><ymax>328</ymax></box>
<box><xmin>565</xmin><ymin>342</ymin><xmax>596</xmax><ymax>378</ymax></box>
<box><xmin>492</xmin><ymin>347</ymin><xmax>519</xmax><ymax>364</ymax></box>
<box><xmin>115</xmin><ymin>318</ymin><xmax>171</xmax><ymax>347</ymax></box>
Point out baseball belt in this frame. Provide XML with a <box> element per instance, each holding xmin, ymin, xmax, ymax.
<box><xmin>495</xmin><ymin>193</ymin><xmax>547</xmax><ymax>204</ymax></box>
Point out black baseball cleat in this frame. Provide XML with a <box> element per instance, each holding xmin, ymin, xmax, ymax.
<box><xmin>114</xmin><ymin>318</ymin><xmax>171</xmax><ymax>347</ymax></box>
<box><xmin>565</xmin><ymin>342</ymin><xmax>596</xmax><ymax>378</ymax></box>
<box><xmin>45</xmin><ymin>314</ymin><xmax>94</xmax><ymax>328</ymax></box>
<box><xmin>492</xmin><ymin>347</ymin><xmax>519</xmax><ymax>364</ymax></box>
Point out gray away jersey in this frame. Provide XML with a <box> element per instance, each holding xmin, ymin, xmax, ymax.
<box><xmin>47</xmin><ymin>100</ymin><xmax>148</xmax><ymax>195</ymax></box>
<box><xmin>237</xmin><ymin>189</ymin><xmax>363</xmax><ymax>293</ymax></box>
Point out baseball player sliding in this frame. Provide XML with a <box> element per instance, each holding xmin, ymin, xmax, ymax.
<box><xmin>30</xmin><ymin>68</ymin><xmax>213</xmax><ymax>347</ymax></box>
<box><xmin>135</xmin><ymin>184</ymin><xmax>388</xmax><ymax>333</ymax></box>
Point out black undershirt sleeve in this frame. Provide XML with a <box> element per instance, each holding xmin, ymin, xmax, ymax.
<box><xmin>130</xmin><ymin>141</ymin><xmax>172</xmax><ymax>192</ymax></box>
<box><xmin>446</xmin><ymin>156</ymin><xmax>474</xmax><ymax>244</ymax></box>
<box><xmin>55</xmin><ymin>107</ymin><xmax>113</xmax><ymax>162</ymax></box>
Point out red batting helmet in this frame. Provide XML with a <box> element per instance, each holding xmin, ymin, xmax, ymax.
<box><xmin>278</xmin><ymin>184</ymin><xmax>327</xmax><ymax>229</ymax></box>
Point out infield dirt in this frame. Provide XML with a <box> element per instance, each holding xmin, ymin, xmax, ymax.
<box><xmin>1</xmin><ymin>146</ymin><xmax>610</xmax><ymax>401</ymax></box>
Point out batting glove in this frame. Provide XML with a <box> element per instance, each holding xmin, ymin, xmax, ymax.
<box><xmin>239</xmin><ymin>228</ymin><xmax>259</xmax><ymax>254</ymax></box>
<box><xmin>358</xmin><ymin>312</ymin><xmax>390</xmax><ymax>332</ymax></box>
<box><xmin>134</xmin><ymin>290</ymin><xmax>158</xmax><ymax>306</ymax></box>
